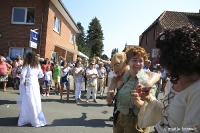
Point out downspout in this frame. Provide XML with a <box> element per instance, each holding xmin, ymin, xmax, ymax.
<box><xmin>39</xmin><ymin>0</ymin><xmax>45</xmax><ymax>55</ymax></box>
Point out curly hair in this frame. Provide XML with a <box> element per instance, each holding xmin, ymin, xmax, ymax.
<box><xmin>156</xmin><ymin>25</ymin><xmax>200</xmax><ymax>84</ymax></box>
<box><xmin>23</xmin><ymin>51</ymin><xmax>39</xmax><ymax>68</ymax></box>
<box><xmin>125</xmin><ymin>46</ymin><xmax>149</xmax><ymax>62</ymax></box>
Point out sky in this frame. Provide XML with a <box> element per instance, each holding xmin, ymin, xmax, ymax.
<box><xmin>62</xmin><ymin>0</ymin><xmax>200</xmax><ymax>58</ymax></box>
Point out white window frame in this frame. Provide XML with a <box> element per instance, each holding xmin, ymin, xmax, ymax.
<box><xmin>53</xmin><ymin>17</ymin><xmax>61</xmax><ymax>34</ymax></box>
<box><xmin>9</xmin><ymin>47</ymin><xmax>32</xmax><ymax>60</ymax></box>
<box><xmin>11</xmin><ymin>7</ymin><xmax>35</xmax><ymax>25</ymax></box>
<box><xmin>70</xmin><ymin>33</ymin><xmax>74</xmax><ymax>44</ymax></box>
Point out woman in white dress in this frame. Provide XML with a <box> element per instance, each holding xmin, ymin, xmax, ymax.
<box><xmin>17</xmin><ymin>51</ymin><xmax>46</xmax><ymax>127</ymax></box>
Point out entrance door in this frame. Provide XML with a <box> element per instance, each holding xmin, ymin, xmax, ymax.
<box><xmin>51</xmin><ymin>51</ymin><xmax>58</xmax><ymax>62</ymax></box>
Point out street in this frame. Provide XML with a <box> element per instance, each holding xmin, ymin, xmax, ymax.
<box><xmin>0</xmin><ymin>80</ymin><xmax>164</xmax><ymax>133</ymax></box>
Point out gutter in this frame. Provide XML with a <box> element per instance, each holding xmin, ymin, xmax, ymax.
<box><xmin>57</xmin><ymin>0</ymin><xmax>80</xmax><ymax>33</ymax></box>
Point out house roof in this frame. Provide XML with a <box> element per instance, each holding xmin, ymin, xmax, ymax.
<box><xmin>51</xmin><ymin>0</ymin><xmax>80</xmax><ymax>33</ymax></box>
<box><xmin>159</xmin><ymin>11</ymin><xmax>200</xmax><ymax>29</ymax></box>
<box><xmin>139</xmin><ymin>10</ymin><xmax>200</xmax><ymax>45</ymax></box>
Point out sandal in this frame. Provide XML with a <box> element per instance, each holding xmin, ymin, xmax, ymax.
<box><xmin>93</xmin><ymin>99</ymin><xmax>97</xmax><ymax>103</ymax></box>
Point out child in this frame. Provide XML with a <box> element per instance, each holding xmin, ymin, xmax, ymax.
<box><xmin>53</xmin><ymin>61</ymin><xmax>61</xmax><ymax>95</ymax></box>
<box><xmin>43</xmin><ymin>66</ymin><xmax>52</xmax><ymax>96</ymax></box>
<box><xmin>12</xmin><ymin>60</ymin><xmax>21</xmax><ymax>90</ymax></box>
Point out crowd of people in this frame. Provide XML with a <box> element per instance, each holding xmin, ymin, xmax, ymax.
<box><xmin>0</xmin><ymin>25</ymin><xmax>199</xmax><ymax>132</ymax></box>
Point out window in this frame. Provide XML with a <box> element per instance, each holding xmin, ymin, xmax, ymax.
<box><xmin>9</xmin><ymin>47</ymin><xmax>32</xmax><ymax>60</ymax></box>
<box><xmin>68</xmin><ymin>56</ymin><xmax>72</xmax><ymax>62</ymax></box>
<box><xmin>53</xmin><ymin>17</ymin><xmax>61</xmax><ymax>33</ymax></box>
<box><xmin>154</xmin><ymin>28</ymin><xmax>157</xmax><ymax>39</ymax></box>
<box><xmin>70</xmin><ymin>33</ymin><xmax>74</xmax><ymax>44</ymax></box>
<box><xmin>146</xmin><ymin>34</ymin><xmax>148</xmax><ymax>44</ymax></box>
<box><xmin>12</xmin><ymin>7</ymin><xmax>35</xmax><ymax>24</ymax></box>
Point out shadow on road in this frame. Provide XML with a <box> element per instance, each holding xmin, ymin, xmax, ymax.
<box><xmin>0</xmin><ymin>100</ymin><xmax>16</xmax><ymax>105</ymax></box>
<box><xmin>0</xmin><ymin>117</ymin><xmax>18</xmax><ymax>126</ymax></box>
<box><xmin>76</xmin><ymin>103</ymin><xmax>107</xmax><ymax>107</ymax></box>
<box><xmin>48</xmin><ymin>113</ymin><xmax>113</xmax><ymax>127</ymax></box>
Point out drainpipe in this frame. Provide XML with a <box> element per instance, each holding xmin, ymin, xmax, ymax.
<box><xmin>38</xmin><ymin>0</ymin><xmax>45</xmax><ymax>55</ymax></box>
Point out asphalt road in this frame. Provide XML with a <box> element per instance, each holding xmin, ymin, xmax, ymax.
<box><xmin>0</xmin><ymin>81</ymin><xmax>164</xmax><ymax>133</ymax></box>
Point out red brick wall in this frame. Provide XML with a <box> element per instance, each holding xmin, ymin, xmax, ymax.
<box><xmin>140</xmin><ymin>24</ymin><xmax>162</xmax><ymax>60</ymax></box>
<box><xmin>0</xmin><ymin>0</ymin><xmax>50</xmax><ymax>57</ymax></box>
<box><xmin>0</xmin><ymin>0</ymin><xmax>78</xmax><ymax>61</ymax></box>
<box><xmin>139</xmin><ymin>23</ymin><xmax>163</xmax><ymax>70</ymax></box>
<box><xmin>45</xmin><ymin>1</ymin><xmax>78</xmax><ymax>61</ymax></box>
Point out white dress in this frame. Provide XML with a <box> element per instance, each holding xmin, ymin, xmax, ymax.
<box><xmin>17</xmin><ymin>65</ymin><xmax>46</xmax><ymax>127</ymax></box>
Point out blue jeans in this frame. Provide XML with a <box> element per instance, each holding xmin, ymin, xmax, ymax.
<box><xmin>60</xmin><ymin>78</ymin><xmax>70</xmax><ymax>86</ymax></box>
<box><xmin>14</xmin><ymin>78</ymin><xmax>20</xmax><ymax>86</ymax></box>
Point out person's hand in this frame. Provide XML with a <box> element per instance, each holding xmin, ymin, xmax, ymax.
<box><xmin>106</xmin><ymin>90</ymin><xmax>114</xmax><ymax>106</ymax></box>
<box><xmin>116</xmin><ymin>80</ymin><xmax>124</xmax><ymax>90</ymax></box>
<box><xmin>131</xmin><ymin>90</ymin><xmax>145</xmax><ymax>109</ymax></box>
<box><xmin>95</xmin><ymin>56</ymin><xmax>100</xmax><ymax>61</ymax></box>
<box><xmin>133</xmin><ymin>82</ymin><xmax>151</xmax><ymax>101</ymax></box>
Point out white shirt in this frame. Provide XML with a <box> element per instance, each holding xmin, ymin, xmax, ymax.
<box><xmin>74</xmin><ymin>67</ymin><xmax>83</xmax><ymax>83</ymax></box>
<box><xmin>86</xmin><ymin>68</ymin><xmax>98</xmax><ymax>83</ymax></box>
<box><xmin>44</xmin><ymin>71</ymin><xmax>52</xmax><ymax>81</ymax></box>
<box><xmin>108</xmin><ymin>70</ymin><xmax>115</xmax><ymax>78</ymax></box>
<box><xmin>61</xmin><ymin>66</ymin><xmax>70</xmax><ymax>77</ymax></box>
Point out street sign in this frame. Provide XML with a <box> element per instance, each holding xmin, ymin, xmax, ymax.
<box><xmin>29</xmin><ymin>29</ymin><xmax>39</xmax><ymax>49</ymax></box>
<box><xmin>29</xmin><ymin>41</ymin><xmax>37</xmax><ymax>49</ymax></box>
<box><xmin>152</xmin><ymin>48</ymin><xmax>159</xmax><ymax>58</ymax></box>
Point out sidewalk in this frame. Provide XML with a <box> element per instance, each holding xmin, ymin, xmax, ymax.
<box><xmin>0</xmin><ymin>75</ymin><xmax>75</xmax><ymax>92</ymax></box>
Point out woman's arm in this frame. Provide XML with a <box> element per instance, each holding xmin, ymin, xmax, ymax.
<box><xmin>137</xmin><ymin>95</ymin><xmax>163</xmax><ymax>128</ymax></box>
<box><xmin>20</xmin><ymin>66</ymin><xmax>28</xmax><ymax>84</ymax></box>
<box><xmin>38</xmin><ymin>66</ymin><xmax>44</xmax><ymax>79</ymax></box>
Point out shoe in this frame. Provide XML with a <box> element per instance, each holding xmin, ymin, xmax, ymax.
<box><xmin>93</xmin><ymin>99</ymin><xmax>97</xmax><ymax>103</ymax></box>
<box><xmin>75</xmin><ymin>99</ymin><xmax>79</xmax><ymax>103</ymax></box>
<box><xmin>60</xmin><ymin>99</ymin><xmax>63</xmax><ymax>103</ymax></box>
<box><xmin>46</xmin><ymin>93</ymin><xmax>49</xmax><ymax>97</ymax></box>
<box><xmin>99</xmin><ymin>96</ymin><xmax>103</xmax><ymax>99</ymax></box>
<box><xmin>42</xmin><ymin>93</ymin><xmax>46</xmax><ymax>96</ymax></box>
<box><xmin>109</xmin><ymin>116</ymin><xmax>113</xmax><ymax>121</ymax></box>
<box><xmin>78</xmin><ymin>98</ymin><xmax>83</xmax><ymax>101</ymax></box>
<box><xmin>86</xmin><ymin>99</ymin><xmax>89</xmax><ymax>103</ymax></box>
<box><xmin>3</xmin><ymin>89</ymin><xmax>6</xmax><ymax>92</ymax></box>
<box><xmin>66</xmin><ymin>99</ymin><xmax>69</xmax><ymax>103</ymax></box>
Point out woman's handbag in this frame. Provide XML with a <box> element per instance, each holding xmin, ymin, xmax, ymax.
<box><xmin>87</xmin><ymin>79</ymin><xmax>96</xmax><ymax>87</ymax></box>
<box><xmin>61</xmin><ymin>73</ymin><xmax>68</xmax><ymax>82</ymax></box>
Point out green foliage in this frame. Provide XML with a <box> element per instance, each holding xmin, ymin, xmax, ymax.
<box><xmin>111</xmin><ymin>48</ymin><xmax>118</xmax><ymax>58</ymax></box>
<box><xmin>86</xmin><ymin>17</ymin><xmax>104</xmax><ymax>58</ymax></box>
<box><xmin>76</xmin><ymin>22</ymin><xmax>86</xmax><ymax>52</ymax></box>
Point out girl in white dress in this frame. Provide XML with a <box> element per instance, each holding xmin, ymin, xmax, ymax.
<box><xmin>17</xmin><ymin>51</ymin><xmax>46</xmax><ymax>127</ymax></box>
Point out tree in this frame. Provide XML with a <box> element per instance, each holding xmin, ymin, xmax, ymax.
<box><xmin>111</xmin><ymin>48</ymin><xmax>118</xmax><ymax>58</ymax></box>
<box><xmin>86</xmin><ymin>17</ymin><xmax>104</xmax><ymax>58</ymax></box>
<box><xmin>76</xmin><ymin>22</ymin><xmax>86</xmax><ymax>52</ymax></box>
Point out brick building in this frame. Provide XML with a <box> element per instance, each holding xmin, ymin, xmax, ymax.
<box><xmin>139</xmin><ymin>10</ymin><xmax>200</xmax><ymax>69</ymax></box>
<box><xmin>0</xmin><ymin>0</ymin><xmax>87</xmax><ymax>62</ymax></box>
